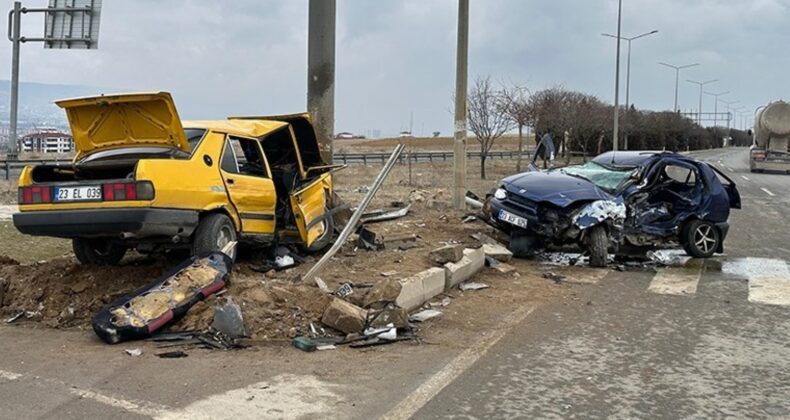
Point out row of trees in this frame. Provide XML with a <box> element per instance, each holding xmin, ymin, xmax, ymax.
<box><xmin>466</xmin><ymin>76</ymin><xmax>734</xmax><ymax>179</ymax></box>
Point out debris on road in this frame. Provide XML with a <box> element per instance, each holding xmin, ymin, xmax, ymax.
<box><xmin>321</xmin><ymin>298</ymin><xmax>368</xmax><ymax>334</ymax></box>
<box><xmin>335</xmin><ymin>283</ymin><xmax>354</xmax><ymax>298</ymax></box>
<box><xmin>156</xmin><ymin>351</ymin><xmax>188</xmax><ymax>358</ymax></box>
<box><xmin>542</xmin><ymin>272</ymin><xmax>567</xmax><ymax>284</ymax></box>
<box><xmin>459</xmin><ymin>282</ymin><xmax>489</xmax><ymax>291</ymax></box>
<box><xmin>91</xmin><ymin>244</ymin><xmax>234</xmax><ymax>344</ymax></box>
<box><xmin>493</xmin><ymin>263</ymin><xmax>516</xmax><ymax>274</ymax></box>
<box><xmin>211</xmin><ymin>298</ymin><xmax>247</xmax><ymax>339</ymax></box>
<box><xmin>357</xmin><ymin>226</ymin><xmax>384</xmax><ymax>251</ymax></box>
<box><xmin>430</xmin><ymin>244</ymin><xmax>465</xmax><ymax>265</ymax></box>
<box><xmin>647</xmin><ymin>249</ymin><xmax>692</xmax><ymax>267</ymax></box>
<box><xmin>125</xmin><ymin>348</ymin><xmax>143</xmax><ymax>357</ymax></box>
<box><xmin>292</xmin><ymin>336</ymin><xmax>317</xmax><ymax>352</ymax></box>
<box><xmin>409</xmin><ymin>309</ymin><xmax>443</xmax><ymax>322</ymax></box>
<box><xmin>360</xmin><ymin>204</ymin><xmax>412</xmax><ymax>224</ymax></box>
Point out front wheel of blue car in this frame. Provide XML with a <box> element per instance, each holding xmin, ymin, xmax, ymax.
<box><xmin>587</xmin><ymin>225</ymin><xmax>608</xmax><ymax>267</ymax></box>
<box><xmin>682</xmin><ymin>220</ymin><xmax>720</xmax><ymax>258</ymax></box>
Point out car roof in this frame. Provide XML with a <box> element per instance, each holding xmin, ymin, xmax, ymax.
<box><xmin>592</xmin><ymin>151</ymin><xmax>673</xmax><ymax>166</ymax></box>
<box><xmin>184</xmin><ymin>119</ymin><xmax>289</xmax><ymax>138</ymax></box>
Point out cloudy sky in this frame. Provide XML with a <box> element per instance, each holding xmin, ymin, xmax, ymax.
<box><xmin>1</xmin><ymin>0</ymin><xmax>788</xmax><ymax>136</ymax></box>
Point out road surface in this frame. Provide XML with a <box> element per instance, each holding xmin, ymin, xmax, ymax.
<box><xmin>1</xmin><ymin>147</ymin><xmax>788</xmax><ymax>419</ymax></box>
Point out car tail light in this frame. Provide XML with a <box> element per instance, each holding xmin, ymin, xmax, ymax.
<box><xmin>102</xmin><ymin>181</ymin><xmax>155</xmax><ymax>201</ymax></box>
<box><xmin>752</xmin><ymin>150</ymin><xmax>766</xmax><ymax>160</ymax></box>
<box><xmin>18</xmin><ymin>186</ymin><xmax>53</xmax><ymax>204</ymax></box>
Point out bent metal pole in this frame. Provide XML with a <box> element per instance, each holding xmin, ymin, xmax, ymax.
<box><xmin>300</xmin><ymin>144</ymin><xmax>405</xmax><ymax>285</ymax></box>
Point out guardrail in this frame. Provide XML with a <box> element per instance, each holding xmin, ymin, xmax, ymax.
<box><xmin>1</xmin><ymin>148</ymin><xmax>592</xmax><ymax>180</ymax></box>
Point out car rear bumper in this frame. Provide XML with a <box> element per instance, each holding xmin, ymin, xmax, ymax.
<box><xmin>13</xmin><ymin>208</ymin><xmax>199</xmax><ymax>239</ymax></box>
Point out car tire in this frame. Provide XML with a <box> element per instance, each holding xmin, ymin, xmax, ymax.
<box><xmin>587</xmin><ymin>225</ymin><xmax>608</xmax><ymax>267</ymax></box>
<box><xmin>72</xmin><ymin>238</ymin><xmax>127</xmax><ymax>265</ymax></box>
<box><xmin>681</xmin><ymin>219</ymin><xmax>720</xmax><ymax>258</ymax></box>
<box><xmin>193</xmin><ymin>213</ymin><xmax>237</xmax><ymax>260</ymax></box>
<box><xmin>305</xmin><ymin>206</ymin><xmax>335</xmax><ymax>253</ymax></box>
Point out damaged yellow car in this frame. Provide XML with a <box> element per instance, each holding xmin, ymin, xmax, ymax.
<box><xmin>13</xmin><ymin>92</ymin><xmax>342</xmax><ymax>265</ymax></box>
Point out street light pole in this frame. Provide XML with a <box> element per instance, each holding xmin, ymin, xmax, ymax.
<box><xmin>452</xmin><ymin>0</ymin><xmax>469</xmax><ymax>210</ymax></box>
<box><xmin>8</xmin><ymin>1</ymin><xmax>22</xmax><ymax>159</ymax></box>
<box><xmin>687</xmin><ymin>79</ymin><xmax>717</xmax><ymax>125</ymax></box>
<box><xmin>658</xmin><ymin>62</ymin><xmax>699</xmax><ymax>112</ymax></box>
<box><xmin>611</xmin><ymin>0</ymin><xmax>623</xmax><ymax>152</ymax></box>
<box><xmin>720</xmin><ymin>99</ymin><xmax>739</xmax><ymax>131</ymax></box>
<box><xmin>703</xmin><ymin>90</ymin><xmax>729</xmax><ymax>141</ymax></box>
<box><xmin>602</xmin><ymin>29</ymin><xmax>658</xmax><ymax>150</ymax></box>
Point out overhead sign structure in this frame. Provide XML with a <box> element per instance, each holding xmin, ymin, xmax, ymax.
<box><xmin>5</xmin><ymin>0</ymin><xmax>101</xmax><ymax>159</ymax></box>
<box><xmin>44</xmin><ymin>0</ymin><xmax>101</xmax><ymax>49</ymax></box>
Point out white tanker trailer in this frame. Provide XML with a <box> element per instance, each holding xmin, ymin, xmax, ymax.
<box><xmin>751</xmin><ymin>100</ymin><xmax>790</xmax><ymax>173</ymax></box>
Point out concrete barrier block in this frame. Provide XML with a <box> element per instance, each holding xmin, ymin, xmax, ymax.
<box><xmin>322</xmin><ymin>298</ymin><xmax>368</xmax><ymax>334</ymax></box>
<box><xmin>444</xmin><ymin>247</ymin><xmax>485</xmax><ymax>289</ymax></box>
<box><xmin>396</xmin><ymin>274</ymin><xmax>425</xmax><ymax>312</ymax></box>
<box><xmin>482</xmin><ymin>243</ymin><xmax>513</xmax><ymax>262</ymax></box>
<box><xmin>420</xmin><ymin>267</ymin><xmax>447</xmax><ymax>302</ymax></box>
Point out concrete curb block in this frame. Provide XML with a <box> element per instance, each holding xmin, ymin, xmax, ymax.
<box><xmin>444</xmin><ymin>247</ymin><xmax>485</xmax><ymax>289</ymax></box>
<box><xmin>396</xmin><ymin>268</ymin><xmax>446</xmax><ymax>312</ymax></box>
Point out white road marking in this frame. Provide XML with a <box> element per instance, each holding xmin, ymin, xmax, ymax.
<box><xmin>382</xmin><ymin>305</ymin><xmax>537</xmax><ymax>420</ymax></box>
<box><xmin>729</xmin><ymin>258</ymin><xmax>790</xmax><ymax>306</ymax></box>
<box><xmin>0</xmin><ymin>369</ymin><xmax>22</xmax><ymax>381</ymax></box>
<box><xmin>72</xmin><ymin>388</ymin><xmax>169</xmax><ymax>418</ymax></box>
<box><xmin>725</xmin><ymin>166</ymin><xmax>734</xmax><ymax>172</ymax></box>
<box><xmin>760</xmin><ymin>188</ymin><xmax>776</xmax><ymax>197</ymax></box>
<box><xmin>741</xmin><ymin>175</ymin><xmax>750</xmax><ymax>181</ymax></box>
<box><xmin>648</xmin><ymin>266</ymin><xmax>702</xmax><ymax>296</ymax></box>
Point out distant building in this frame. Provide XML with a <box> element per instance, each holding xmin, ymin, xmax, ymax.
<box><xmin>335</xmin><ymin>132</ymin><xmax>366</xmax><ymax>140</ymax></box>
<box><xmin>398</xmin><ymin>131</ymin><xmax>412</xmax><ymax>138</ymax></box>
<box><xmin>21</xmin><ymin>129</ymin><xmax>74</xmax><ymax>154</ymax></box>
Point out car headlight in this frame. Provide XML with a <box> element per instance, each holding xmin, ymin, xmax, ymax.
<box><xmin>494</xmin><ymin>188</ymin><xmax>507</xmax><ymax>200</ymax></box>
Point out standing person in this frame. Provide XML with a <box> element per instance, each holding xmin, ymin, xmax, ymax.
<box><xmin>537</xmin><ymin>133</ymin><xmax>556</xmax><ymax>169</ymax></box>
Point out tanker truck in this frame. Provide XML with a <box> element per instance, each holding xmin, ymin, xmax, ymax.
<box><xmin>751</xmin><ymin>100</ymin><xmax>790</xmax><ymax>173</ymax></box>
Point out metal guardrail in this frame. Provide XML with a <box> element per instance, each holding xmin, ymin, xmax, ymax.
<box><xmin>1</xmin><ymin>148</ymin><xmax>593</xmax><ymax>180</ymax></box>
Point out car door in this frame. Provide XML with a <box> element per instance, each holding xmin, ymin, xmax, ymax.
<box><xmin>289</xmin><ymin>174</ymin><xmax>330</xmax><ymax>247</ymax></box>
<box><xmin>219</xmin><ymin>136</ymin><xmax>277</xmax><ymax>235</ymax></box>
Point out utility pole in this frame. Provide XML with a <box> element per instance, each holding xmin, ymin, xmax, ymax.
<box><xmin>704</xmin><ymin>90</ymin><xmax>729</xmax><ymax>141</ymax></box>
<box><xmin>658</xmin><ymin>62</ymin><xmax>699</xmax><ymax>112</ymax></box>
<box><xmin>452</xmin><ymin>0</ymin><xmax>469</xmax><ymax>210</ymax></box>
<box><xmin>8</xmin><ymin>2</ymin><xmax>22</xmax><ymax>159</ymax></box>
<box><xmin>602</xmin><ymin>29</ymin><xmax>657</xmax><ymax>150</ymax></box>
<box><xmin>307</xmin><ymin>0</ymin><xmax>336</xmax><ymax>164</ymax></box>
<box><xmin>611</xmin><ymin>0</ymin><xmax>623</xmax><ymax>152</ymax></box>
<box><xmin>687</xmin><ymin>79</ymin><xmax>717</xmax><ymax>125</ymax></box>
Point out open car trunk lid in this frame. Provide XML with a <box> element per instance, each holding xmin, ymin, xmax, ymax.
<box><xmin>56</xmin><ymin>92</ymin><xmax>189</xmax><ymax>161</ymax></box>
<box><xmin>229</xmin><ymin>113</ymin><xmax>326</xmax><ymax>168</ymax></box>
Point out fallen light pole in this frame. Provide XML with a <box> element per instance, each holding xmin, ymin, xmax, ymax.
<box><xmin>300</xmin><ymin>144</ymin><xmax>405</xmax><ymax>285</ymax></box>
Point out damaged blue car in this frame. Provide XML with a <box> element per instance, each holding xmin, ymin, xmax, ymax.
<box><xmin>484</xmin><ymin>150</ymin><xmax>741</xmax><ymax>267</ymax></box>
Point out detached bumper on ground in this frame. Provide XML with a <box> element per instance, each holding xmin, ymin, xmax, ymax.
<box><xmin>13</xmin><ymin>208</ymin><xmax>199</xmax><ymax>239</ymax></box>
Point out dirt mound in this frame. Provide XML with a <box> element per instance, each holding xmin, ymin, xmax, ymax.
<box><xmin>0</xmin><ymin>255</ymin><xmax>20</xmax><ymax>266</ymax></box>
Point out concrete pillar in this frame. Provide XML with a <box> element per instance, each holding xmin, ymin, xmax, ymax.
<box><xmin>307</xmin><ymin>0</ymin><xmax>336</xmax><ymax>164</ymax></box>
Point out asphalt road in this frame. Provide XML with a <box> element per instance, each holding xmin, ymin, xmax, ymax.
<box><xmin>1</xmin><ymin>147</ymin><xmax>788</xmax><ymax>419</ymax></box>
<box><xmin>414</xmin><ymin>147</ymin><xmax>790</xmax><ymax>418</ymax></box>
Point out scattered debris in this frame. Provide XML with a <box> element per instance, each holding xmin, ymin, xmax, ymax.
<box><xmin>542</xmin><ymin>272</ymin><xmax>566</xmax><ymax>284</ymax></box>
<box><xmin>380</xmin><ymin>270</ymin><xmax>398</xmax><ymax>277</ymax></box>
<box><xmin>430</xmin><ymin>297</ymin><xmax>452</xmax><ymax>307</ymax></box>
<box><xmin>125</xmin><ymin>348</ymin><xmax>143</xmax><ymax>357</ymax></box>
<box><xmin>367</xmin><ymin>305</ymin><xmax>409</xmax><ymax>329</ymax></box>
<box><xmin>493</xmin><ymin>263</ymin><xmax>516</xmax><ymax>274</ymax></box>
<box><xmin>360</xmin><ymin>204</ymin><xmax>412</xmax><ymax>224</ymax></box>
<box><xmin>647</xmin><ymin>249</ymin><xmax>692</xmax><ymax>267</ymax></box>
<box><xmin>335</xmin><ymin>283</ymin><xmax>354</xmax><ymax>298</ymax></box>
<box><xmin>59</xmin><ymin>305</ymin><xmax>76</xmax><ymax>323</ymax></box>
<box><xmin>212</xmin><ymin>298</ymin><xmax>247</xmax><ymax>339</ymax></box>
<box><xmin>465</xmin><ymin>191</ymin><xmax>483</xmax><ymax>209</ymax></box>
<box><xmin>409</xmin><ymin>309</ymin><xmax>443</xmax><ymax>322</ymax></box>
<box><xmin>5</xmin><ymin>310</ymin><xmax>24</xmax><ymax>323</ymax></box>
<box><xmin>357</xmin><ymin>226</ymin><xmax>384</xmax><ymax>251</ymax></box>
<box><xmin>156</xmin><ymin>351</ymin><xmax>188</xmax><ymax>358</ymax></box>
<box><xmin>314</xmin><ymin>277</ymin><xmax>332</xmax><ymax>294</ymax></box>
<box><xmin>316</xmin><ymin>344</ymin><xmax>336</xmax><ymax>351</ymax></box>
<box><xmin>382</xmin><ymin>234</ymin><xmax>419</xmax><ymax>250</ymax></box>
<box><xmin>321</xmin><ymin>298</ymin><xmax>368</xmax><ymax>334</ymax></box>
<box><xmin>462</xmin><ymin>215</ymin><xmax>477</xmax><ymax>223</ymax></box>
<box><xmin>362</xmin><ymin>278</ymin><xmax>401</xmax><ymax>309</ymax></box>
<box><xmin>485</xmin><ymin>256</ymin><xmax>500</xmax><ymax>267</ymax></box>
<box><xmin>364</xmin><ymin>323</ymin><xmax>397</xmax><ymax>340</ymax></box>
<box><xmin>430</xmin><ymin>244</ymin><xmax>464</xmax><ymax>265</ymax></box>
<box><xmin>292</xmin><ymin>336</ymin><xmax>317</xmax><ymax>352</ymax></box>
<box><xmin>91</xmin><ymin>244</ymin><xmax>235</xmax><ymax>344</ymax></box>
<box><xmin>196</xmin><ymin>328</ymin><xmax>243</xmax><ymax>350</ymax></box>
<box><xmin>459</xmin><ymin>282</ymin><xmax>489</xmax><ymax>291</ymax></box>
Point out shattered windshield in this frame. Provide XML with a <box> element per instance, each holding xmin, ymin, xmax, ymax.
<box><xmin>559</xmin><ymin>161</ymin><xmax>635</xmax><ymax>193</ymax></box>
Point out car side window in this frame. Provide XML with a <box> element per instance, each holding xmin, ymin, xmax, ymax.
<box><xmin>228</xmin><ymin>136</ymin><xmax>269</xmax><ymax>178</ymax></box>
<box><xmin>220</xmin><ymin>140</ymin><xmax>239</xmax><ymax>173</ymax></box>
<box><xmin>664</xmin><ymin>164</ymin><xmax>697</xmax><ymax>185</ymax></box>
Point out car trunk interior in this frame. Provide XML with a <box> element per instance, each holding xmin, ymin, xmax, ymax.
<box><xmin>30</xmin><ymin>163</ymin><xmax>137</xmax><ymax>184</ymax></box>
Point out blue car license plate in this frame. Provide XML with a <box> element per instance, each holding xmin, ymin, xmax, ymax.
<box><xmin>498</xmin><ymin>210</ymin><xmax>528</xmax><ymax>228</ymax></box>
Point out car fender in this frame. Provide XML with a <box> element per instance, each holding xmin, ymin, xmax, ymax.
<box><xmin>572</xmin><ymin>198</ymin><xmax>626</xmax><ymax>230</ymax></box>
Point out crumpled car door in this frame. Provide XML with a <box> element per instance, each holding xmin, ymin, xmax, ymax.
<box><xmin>289</xmin><ymin>175</ymin><xmax>329</xmax><ymax>247</ymax></box>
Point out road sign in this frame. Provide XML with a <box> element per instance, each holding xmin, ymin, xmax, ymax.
<box><xmin>44</xmin><ymin>0</ymin><xmax>102</xmax><ymax>49</ymax></box>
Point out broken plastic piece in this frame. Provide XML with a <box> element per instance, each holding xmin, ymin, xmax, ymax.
<box><xmin>292</xmin><ymin>336</ymin><xmax>317</xmax><ymax>352</ymax></box>
<box><xmin>212</xmin><ymin>298</ymin><xmax>247</xmax><ymax>339</ymax></box>
<box><xmin>409</xmin><ymin>309</ymin><xmax>443</xmax><ymax>322</ymax></box>
<box><xmin>363</xmin><ymin>323</ymin><xmax>397</xmax><ymax>340</ymax></box>
<box><xmin>459</xmin><ymin>282</ymin><xmax>489</xmax><ymax>291</ymax></box>
<box><xmin>125</xmin><ymin>348</ymin><xmax>143</xmax><ymax>357</ymax></box>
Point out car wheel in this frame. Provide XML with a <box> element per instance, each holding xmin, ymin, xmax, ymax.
<box><xmin>72</xmin><ymin>238</ymin><xmax>127</xmax><ymax>265</ymax></box>
<box><xmin>193</xmin><ymin>213</ymin><xmax>237</xmax><ymax>260</ymax></box>
<box><xmin>681</xmin><ymin>219</ymin><xmax>720</xmax><ymax>258</ymax></box>
<box><xmin>305</xmin><ymin>206</ymin><xmax>335</xmax><ymax>253</ymax></box>
<box><xmin>587</xmin><ymin>225</ymin><xmax>608</xmax><ymax>267</ymax></box>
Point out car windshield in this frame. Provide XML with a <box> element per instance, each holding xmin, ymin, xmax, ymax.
<box><xmin>559</xmin><ymin>161</ymin><xmax>635</xmax><ymax>192</ymax></box>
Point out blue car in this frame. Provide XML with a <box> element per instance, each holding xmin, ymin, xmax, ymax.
<box><xmin>485</xmin><ymin>151</ymin><xmax>741</xmax><ymax>266</ymax></box>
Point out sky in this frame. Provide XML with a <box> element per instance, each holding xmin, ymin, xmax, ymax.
<box><xmin>1</xmin><ymin>0</ymin><xmax>788</xmax><ymax>137</ymax></box>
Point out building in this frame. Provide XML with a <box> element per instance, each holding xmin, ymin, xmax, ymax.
<box><xmin>335</xmin><ymin>132</ymin><xmax>366</xmax><ymax>140</ymax></box>
<box><xmin>21</xmin><ymin>129</ymin><xmax>74</xmax><ymax>154</ymax></box>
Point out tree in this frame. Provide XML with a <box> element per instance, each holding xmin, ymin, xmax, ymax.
<box><xmin>467</xmin><ymin>76</ymin><xmax>515</xmax><ymax>179</ymax></box>
<box><xmin>500</xmin><ymin>83</ymin><xmax>532</xmax><ymax>171</ymax></box>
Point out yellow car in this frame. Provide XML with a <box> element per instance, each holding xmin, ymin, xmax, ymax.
<box><xmin>13</xmin><ymin>92</ymin><xmax>342</xmax><ymax>265</ymax></box>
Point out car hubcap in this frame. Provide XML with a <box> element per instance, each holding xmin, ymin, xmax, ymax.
<box><xmin>217</xmin><ymin>225</ymin><xmax>234</xmax><ymax>250</ymax></box>
<box><xmin>694</xmin><ymin>225</ymin><xmax>716</xmax><ymax>254</ymax></box>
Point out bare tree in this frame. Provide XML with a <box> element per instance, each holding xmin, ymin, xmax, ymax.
<box><xmin>467</xmin><ymin>76</ymin><xmax>515</xmax><ymax>179</ymax></box>
<box><xmin>500</xmin><ymin>83</ymin><xmax>532</xmax><ymax>171</ymax></box>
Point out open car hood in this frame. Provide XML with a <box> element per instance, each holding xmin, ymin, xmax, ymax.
<box><xmin>502</xmin><ymin>170</ymin><xmax>613</xmax><ymax>207</ymax></box>
<box><xmin>56</xmin><ymin>92</ymin><xmax>189</xmax><ymax>160</ymax></box>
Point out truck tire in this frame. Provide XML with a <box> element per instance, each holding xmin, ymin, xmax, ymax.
<box><xmin>73</xmin><ymin>238</ymin><xmax>127</xmax><ymax>265</ymax></box>
<box><xmin>305</xmin><ymin>207</ymin><xmax>335</xmax><ymax>252</ymax></box>
<box><xmin>587</xmin><ymin>225</ymin><xmax>608</xmax><ymax>267</ymax></box>
<box><xmin>681</xmin><ymin>219</ymin><xmax>720</xmax><ymax>258</ymax></box>
<box><xmin>193</xmin><ymin>213</ymin><xmax>237</xmax><ymax>260</ymax></box>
